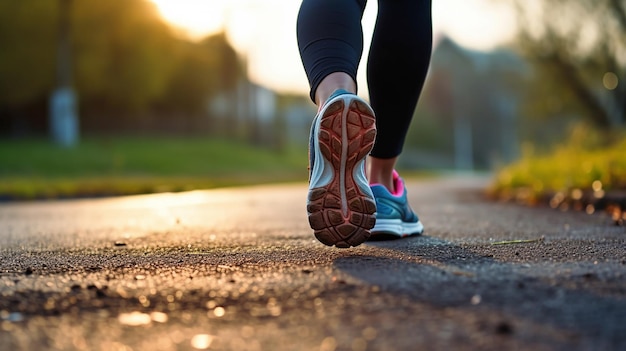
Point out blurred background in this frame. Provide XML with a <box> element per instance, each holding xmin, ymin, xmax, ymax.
<box><xmin>0</xmin><ymin>0</ymin><xmax>624</xmax><ymax>205</ymax></box>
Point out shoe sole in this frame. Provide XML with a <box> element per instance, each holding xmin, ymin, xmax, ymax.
<box><xmin>307</xmin><ymin>95</ymin><xmax>377</xmax><ymax>248</ymax></box>
<box><xmin>370</xmin><ymin>219</ymin><xmax>424</xmax><ymax>239</ymax></box>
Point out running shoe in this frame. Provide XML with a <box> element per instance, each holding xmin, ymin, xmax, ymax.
<box><xmin>307</xmin><ymin>89</ymin><xmax>377</xmax><ymax>248</ymax></box>
<box><xmin>369</xmin><ymin>170</ymin><xmax>424</xmax><ymax>239</ymax></box>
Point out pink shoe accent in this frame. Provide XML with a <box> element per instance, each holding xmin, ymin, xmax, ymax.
<box><xmin>370</xmin><ymin>170</ymin><xmax>405</xmax><ymax>197</ymax></box>
<box><xmin>390</xmin><ymin>170</ymin><xmax>405</xmax><ymax>197</ymax></box>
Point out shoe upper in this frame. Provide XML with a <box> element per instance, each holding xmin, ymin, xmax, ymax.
<box><xmin>370</xmin><ymin>173</ymin><xmax>419</xmax><ymax>223</ymax></box>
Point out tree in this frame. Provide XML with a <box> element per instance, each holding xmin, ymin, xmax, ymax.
<box><xmin>0</xmin><ymin>0</ymin><xmax>246</xmax><ymax>136</ymax></box>
<box><xmin>0</xmin><ymin>0</ymin><xmax>179</xmax><ymax>133</ymax></box>
<box><xmin>72</xmin><ymin>0</ymin><xmax>178</xmax><ymax>112</ymax></box>
<box><xmin>158</xmin><ymin>32</ymin><xmax>240</xmax><ymax>115</ymax></box>
<box><xmin>509</xmin><ymin>0</ymin><xmax>626</xmax><ymax>129</ymax></box>
<box><xmin>0</xmin><ymin>1</ymin><xmax>58</xmax><ymax>107</ymax></box>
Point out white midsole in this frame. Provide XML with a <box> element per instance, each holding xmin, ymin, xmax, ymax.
<box><xmin>309</xmin><ymin>113</ymin><xmax>334</xmax><ymax>190</ymax></box>
<box><xmin>309</xmin><ymin>95</ymin><xmax>347</xmax><ymax>191</ymax></box>
<box><xmin>308</xmin><ymin>94</ymin><xmax>374</xmax><ymax>209</ymax></box>
<box><xmin>371</xmin><ymin>218</ymin><xmax>424</xmax><ymax>236</ymax></box>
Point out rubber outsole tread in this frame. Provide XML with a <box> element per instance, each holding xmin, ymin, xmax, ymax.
<box><xmin>307</xmin><ymin>98</ymin><xmax>376</xmax><ymax>248</ymax></box>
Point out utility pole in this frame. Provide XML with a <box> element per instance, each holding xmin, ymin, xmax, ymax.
<box><xmin>49</xmin><ymin>0</ymin><xmax>79</xmax><ymax>147</ymax></box>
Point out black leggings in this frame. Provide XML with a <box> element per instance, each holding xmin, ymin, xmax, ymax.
<box><xmin>297</xmin><ymin>0</ymin><xmax>432</xmax><ymax>159</ymax></box>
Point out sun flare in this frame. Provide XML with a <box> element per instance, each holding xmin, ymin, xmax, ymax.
<box><xmin>148</xmin><ymin>0</ymin><xmax>227</xmax><ymax>39</ymax></box>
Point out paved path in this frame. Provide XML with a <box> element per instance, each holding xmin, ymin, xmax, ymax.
<box><xmin>0</xmin><ymin>176</ymin><xmax>625</xmax><ymax>351</ymax></box>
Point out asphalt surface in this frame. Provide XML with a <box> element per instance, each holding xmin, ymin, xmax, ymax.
<box><xmin>0</xmin><ymin>176</ymin><xmax>625</xmax><ymax>351</ymax></box>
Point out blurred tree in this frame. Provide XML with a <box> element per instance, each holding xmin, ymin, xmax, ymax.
<box><xmin>510</xmin><ymin>0</ymin><xmax>626</xmax><ymax>129</ymax></box>
<box><xmin>151</xmin><ymin>32</ymin><xmax>243</xmax><ymax>133</ymax></box>
<box><xmin>0</xmin><ymin>0</ymin><xmax>246</xmax><ymax>136</ymax></box>
<box><xmin>72</xmin><ymin>0</ymin><xmax>178</xmax><ymax>112</ymax></box>
<box><xmin>0</xmin><ymin>1</ymin><xmax>57</xmax><ymax>106</ymax></box>
<box><xmin>158</xmin><ymin>32</ymin><xmax>240</xmax><ymax>115</ymax></box>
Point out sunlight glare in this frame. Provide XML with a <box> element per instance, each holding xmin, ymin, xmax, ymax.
<box><xmin>149</xmin><ymin>0</ymin><xmax>227</xmax><ymax>39</ymax></box>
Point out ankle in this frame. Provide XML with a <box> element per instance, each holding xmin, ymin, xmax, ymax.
<box><xmin>367</xmin><ymin>156</ymin><xmax>399</xmax><ymax>192</ymax></box>
<box><xmin>370</xmin><ymin>176</ymin><xmax>394</xmax><ymax>192</ymax></box>
<box><xmin>315</xmin><ymin>72</ymin><xmax>356</xmax><ymax>106</ymax></box>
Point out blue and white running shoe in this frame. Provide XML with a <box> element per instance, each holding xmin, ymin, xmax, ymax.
<box><xmin>369</xmin><ymin>170</ymin><xmax>424</xmax><ymax>239</ymax></box>
<box><xmin>307</xmin><ymin>89</ymin><xmax>377</xmax><ymax>248</ymax></box>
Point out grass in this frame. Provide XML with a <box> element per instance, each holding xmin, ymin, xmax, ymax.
<box><xmin>0</xmin><ymin>136</ymin><xmax>308</xmax><ymax>200</ymax></box>
<box><xmin>489</xmin><ymin>125</ymin><xmax>626</xmax><ymax>208</ymax></box>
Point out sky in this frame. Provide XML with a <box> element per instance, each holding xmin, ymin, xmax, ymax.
<box><xmin>148</xmin><ymin>0</ymin><xmax>517</xmax><ymax>95</ymax></box>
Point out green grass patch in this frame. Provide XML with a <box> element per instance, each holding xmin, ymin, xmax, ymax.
<box><xmin>490</xmin><ymin>125</ymin><xmax>626</xmax><ymax>204</ymax></box>
<box><xmin>0</xmin><ymin>136</ymin><xmax>308</xmax><ymax>199</ymax></box>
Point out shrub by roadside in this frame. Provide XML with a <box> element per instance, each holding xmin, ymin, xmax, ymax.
<box><xmin>489</xmin><ymin>125</ymin><xmax>626</xmax><ymax>225</ymax></box>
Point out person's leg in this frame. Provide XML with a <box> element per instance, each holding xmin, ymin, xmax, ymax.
<box><xmin>365</xmin><ymin>0</ymin><xmax>432</xmax><ymax>238</ymax></box>
<box><xmin>297</xmin><ymin>0</ymin><xmax>367</xmax><ymax>105</ymax></box>
<box><xmin>367</xmin><ymin>0</ymin><xmax>433</xmax><ymax>190</ymax></box>
<box><xmin>297</xmin><ymin>0</ymin><xmax>377</xmax><ymax>248</ymax></box>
